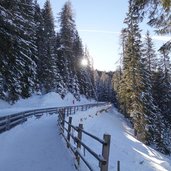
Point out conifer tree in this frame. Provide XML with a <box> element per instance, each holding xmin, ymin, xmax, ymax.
<box><xmin>0</xmin><ymin>3</ymin><xmax>9</xmax><ymax>100</ymax></box>
<box><xmin>133</xmin><ymin>0</ymin><xmax>171</xmax><ymax>54</ymax></box>
<box><xmin>39</xmin><ymin>0</ymin><xmax>55</xmax><ymax>93</ymax></box>
<box><xmin>141</xmin><ymin>31</ymin><xmax>168</xmax><ymax>151</ymax></box>
<box><xmin>133</xmin><ymin>0</ymin><xmax>171</xmax><ymax>34</ymax></box>
<box><xmin>117</xmin><ymin>29</ymin><xmax>129</xmax><ymax>116</ymax></box>
<box><xmin>0</xmin><ymin>0</ymin><xmax>37</xmax><ymax>103</ymax></box>
<box><xmin>157</xmin><ymin>47</ymin><xmax>171</xmax><ymax>153</ymax></box>
<box><xmin>119</xmin><ymin>0</ymin><xmax>165</xmax><ymax>149</ymax></box>
<box><xmin>72</xmin><ymin>31</ymin><xmax>85</xmax><ymax>98</ymax></box>
<box><xmin>34</xmin><ymin>0</ymin><xmax>44</xmax><ymax>93</ymax></box>
<box><xmin>19</xmin><ymin>0</ymin><xmax>37</xmax><ymax>98</ymax></box>
<box><xmin>156</xmin><ymin>46</ymin><xmax>171</xmax><ymax>119</ymax></box>
<box><xmin>152</xmin><ymin>66</ymin><xmax>171</xmax><ymax>153</ymax></box>
<box><xmin>82</xmin><ymin>47</ymin><xmax>96</xmax><ymax>99</ymax></box>
<box><xmin>143</xmin><ymin>31</ymin><xmax>158</xmax><ymax>74</ymax></box>
<box><xmin>0</xmin><ymin>72</ymin><xmax>3</xmax><ymax>98</ymax></box>
<box><xmin>0</xmin><ymin>0</ymin><xmax>97</xmax><ymax>103</ymax></box>
<box><xmin>58</xmin><ymin>1</ymin><xmax>80</xmax><ymax>99</ymax></box>
<box><xmin>54</xmin><ymin>33</ymin><xmax>66</xmax><ymax>98</ymax></box>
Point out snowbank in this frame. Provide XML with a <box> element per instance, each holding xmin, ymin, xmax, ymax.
<box><xmin>68</xmin><ymin>106</ymin><xmax>171</xmax><ymax>171</ymax></box>
<box><xmin>0</xmin><ymin>92</ymin><xmax>95</xmax><ymax>116</ymax></box>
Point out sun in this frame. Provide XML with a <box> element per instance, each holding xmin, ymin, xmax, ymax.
<box><xmin>81</xmin><ymin>58</ymin><xmax>88</xmax><ymax>66</ymax></box>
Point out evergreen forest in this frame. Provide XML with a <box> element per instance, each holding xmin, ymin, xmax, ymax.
<box><xmin>0</xmin><ymin>0</ymin><xmax>171</xmax><ymax>154</ymax></box>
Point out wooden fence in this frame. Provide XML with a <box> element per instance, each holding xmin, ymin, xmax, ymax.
<box><xmin>0</xmin><ymin>103</ymin><xmax>106</xmax><ymax>134</ymax></box>
<box><xmin>58</xmin><ymin>108</ymin><xmax>111</xmax><ymax>171</ymax></box>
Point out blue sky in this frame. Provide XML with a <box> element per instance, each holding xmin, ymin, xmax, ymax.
<box><xmin>38</xmin><ymin>0</ymin><xmax>171</xmax><ymax>71</ymax></box>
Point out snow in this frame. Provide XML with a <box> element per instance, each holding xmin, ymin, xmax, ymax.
<box><xmin>68</xmin><ymin>106</ymin><xmax>171</xmax><ymax>171</ymax></box>
<box><xmin>0</xmin><ymin>114</ymin><xmax>76</xmax><ymax>171</ymax></box>
<box><xmin>0</xmin><ymin>92</ymin><xmax>95</xmax><ymax>116</ymax></box>
<box><xmin>0</xmin><ymin>93</ymin><xmax>171</xmax><ymax>171</ymax></box>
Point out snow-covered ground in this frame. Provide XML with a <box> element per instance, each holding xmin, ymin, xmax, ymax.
<box><xmin>0</xmin><ymin>93</ymin><xmax>171</xmax><ymax>171</ymax></box>
<box><xmin>0</xmin><ymin>92</ymin><xmax>95</xmax><ymax>116</ymax></box>
<box><xmin>0</xmin><ymin>114</ymin><xmax>76</xmax><ymax>171</ymax></box>
<box><xmin>69</xmin><ymin>106</ymin><xmax>171</xmax><ymax>171</ymax></box>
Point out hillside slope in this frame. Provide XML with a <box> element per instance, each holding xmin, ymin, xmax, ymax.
<box><xmin>0</xmin><ymin>92</ymin><xmax>95</xmax><ymax>116</ymax></box>
<box><xmin>69</xmin><ymin>106</ymin><xmax>171</xmax><ymax>171</ymax></box>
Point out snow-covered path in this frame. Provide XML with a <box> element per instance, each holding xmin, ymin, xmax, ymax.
<box><xmin>0</xmin><ymin>103</ymin><xmax>171</xmax><ymax>171</ymax></box>
<box><xmin>0</xmin><ymin>114</ymin><xmax>76</xmax><ymax>171</ymax></box>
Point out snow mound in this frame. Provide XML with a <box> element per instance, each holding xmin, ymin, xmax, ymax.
<box><xmin>0</xmin><ymin>92</ymin><xmax>95</xmax><ymax>116</ymax></box>
<box><xmin>0</xmin><ymin>100</ymin><xmax>11</xmax><ymax>109</ymax></box>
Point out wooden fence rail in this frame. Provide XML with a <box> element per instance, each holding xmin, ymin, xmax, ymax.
<box><xmin>0</xmin><ymin>103</ymin><xmax>107</xmax><ymax>134</ymax></box>
<box><xmin>58</xmin><ymin>109</ymin><xmax>111</xmax><ymax>171</ymax></box>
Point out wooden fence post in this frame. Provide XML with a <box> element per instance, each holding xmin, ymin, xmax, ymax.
<box><xmin>63</xmin><ymin>108</ymin><xmax>65</xmax><ymax>116</ymax></box>
<box><xmin>57</xmin><ymin>111</ymin><xmax>60</xmax><ymax>126</ymax></box>
<box><xmin>101</xmin><ymin>134</ymin><xmax>111</xmax><ymax>171</ymax></box>
<box><xmin>6</xmin><ymin>116</ymin><xmax>10</xmax><ymax>130</ymax></box>
<box><xmin>76</xmin><ymin>123</ymin><xmax>83</xmax><ymax>165</ymax></box>
<box><xmin>66</xmin><ymin>108</ymin><xmax>69</xmax><ymax>116</ymax></box>
<box><xmin>117</xmin><ymin>161</ymin><xmax>120</xmax><ymax>171</ymax></box>
<box><xmin>58</xmin><ymin>110</ymin><xmax>61</xmax><ymax>128</ymax></box>
<box><xmin>88</xmin><ymin>104</ymin><xmax>90</xmax><ymax>109</ymax></box>
<box><xmin>22</xmin><ymin>113</ymin><xmax>26</xmax><ymax>123</ymax></box>
<box><xmin>61</xmin><ymin>111</ymin><xmax>65</xmax><ymax>133</ymax></box>
<box><xmin>67</xmin><ymin>117</ymin><xmax>72</xmax><ymax>148</ymax></box>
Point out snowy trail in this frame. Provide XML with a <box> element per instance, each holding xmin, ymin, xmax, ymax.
<box><xmin>70</xmin><ymin>107</ymin><xmax>171</xmax><ymax>171</ymax></box>
<box><xmin>0</xmin><ymin>104</ymin><xmax>171</xmax><ymax>171</ymax></box>
<box><xmin>0</xmin><ymin>114</ymin><xmax>76</xmax><ymax>171</ymax></box>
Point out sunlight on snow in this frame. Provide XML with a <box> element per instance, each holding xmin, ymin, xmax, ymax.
<box><xmin>125</xmin><ymin>133</ymin><xmax>140</xmax><ymax>143</ymax></box>
<box><xmin>133</xmin><ymin>148</ymin><xmax>168</xmax><ymax>171</ymax></box>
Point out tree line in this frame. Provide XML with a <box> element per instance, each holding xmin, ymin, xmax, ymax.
<box><xmin>1</xmin><ymin>0</ymin><xmax>170</xmax><ymax>155</ymax></box>
<box><xmin>113</xmin><ymin>0</ymin><xmax>171</xmax><ymax>154</ymax></box>
<box><xmin>0</xmin><ymin>0</ymin><xmax>97</xmax><ymax>103</ymax></box>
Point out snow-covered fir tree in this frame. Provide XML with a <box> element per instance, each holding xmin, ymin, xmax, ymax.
<box><xmin>18</xmin><ymin>0</ymin><xmax>37</xmax><ymax>98</ymax></box>
<box><xmin>83</xmin><ymin>47</ymin><xmax>96</xmax><ymax>99</ymax></box>
<box><xmin>155</xmin><ymin>46</ymin><xmax>171</xmax><ymax>153</ymax></box>
<box><xmin>72</xmin><ymin>31</ymin><xmax>86</xmax><ymax>98</ymax></box>
<box><xmin>141</xmin><ymin>32</ymin><xmax>168</xmax><ymax>153</ymax></box>
<box><xmin>0</xmin><ymin>0</ymin><xmax>37</xmax><ymax>103</ymax></box>
<box><xmin>39</xmin><ymin>0</ymin><xmax>56</xmax><ymax>93</ymax></box>
<box><xmin>58</xmin><ymin>1</ymin><xmax>80</xmax><ymax>99</ymax></box>
<box><xmin>118</xmin><ymin>0</ymin><xmax>167</xmax><ymax>152</ymax></box>
<box><xmin>34</xmin><ymin>0</ymin><xmax>44</xmax><ymax>93</ymax></box>
<box><xmin>53</xmin><ymin>33</ymin><xmax>67</xmax><ymax>98</ymax></box>
<box><xmin>94</xmin><ymin>70</ymin><xmax>117</xmax><ymax>103</ymax></box>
